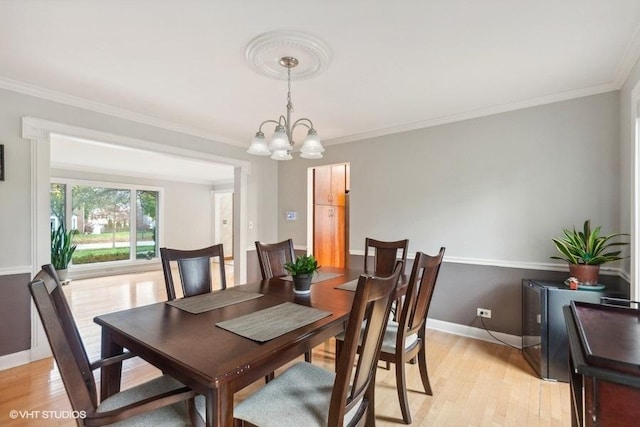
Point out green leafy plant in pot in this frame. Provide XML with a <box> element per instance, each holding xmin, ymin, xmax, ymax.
<box><xmin>51</xmin><ymin>223</ymin><xmax>77</xmax><ymax>281</ymax></box>
<box><xmin>551</xmin><ymin>220</ymin><xmax>628</xmax><ymax>286</ymax></box>
<box><xmin>284</xmin><ymin>254</ymin><xmax>320</xmax><ymax>295</ymax></box>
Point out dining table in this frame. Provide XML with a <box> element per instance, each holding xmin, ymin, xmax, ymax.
<box><xmin>94</xmin><ymin>267</ymin><xmax>376</xmax><ymax>427</ymax></box>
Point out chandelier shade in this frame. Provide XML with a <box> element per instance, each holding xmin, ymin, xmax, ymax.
<box><xmin>247</xmin><ymin>132</ymin><xmax>271</xmax><ymax>156</ymax></box>
<box><xmin>247</xmin><ymin>55</ymin><xmax>324</xmax><ymax>161</ymax></box>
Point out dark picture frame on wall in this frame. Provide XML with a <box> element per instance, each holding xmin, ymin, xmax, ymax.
<box><xmin>0</xmin><ymin>144</ymin><xmax>4</xmax><ymax>181</ymax></box>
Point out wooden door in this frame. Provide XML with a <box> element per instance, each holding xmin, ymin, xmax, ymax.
<box><xmin>313</xmin><ymin>164</ymin><xmax>349</xmax><ymax>268</ymax></box>
<box><xmin>314</xmin><ymin>164</ymin><xmax>346</xmax><ymax>206</ymax></box>
<box><xmin>314</xmin><ymin>205</ymin><xmax>345</xmax><ymax>268</ymax></box>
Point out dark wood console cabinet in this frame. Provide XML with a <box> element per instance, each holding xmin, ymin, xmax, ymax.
<box><xmin>563</xmin><ymin>301</ymin><xmax>640</xmax><ymax>427</ymax></box>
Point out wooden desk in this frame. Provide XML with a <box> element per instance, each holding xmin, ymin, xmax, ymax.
<box><xmin>95</xmin><ymin>268</ymin><xmax>362</xmax><ymax>427</ymax></box>
<box><xmin>563</xmin><ymin>301</ymin><xmax>640</xmax><ymax>427</ymax></box>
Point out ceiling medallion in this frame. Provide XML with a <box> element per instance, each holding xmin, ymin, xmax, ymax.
<box><xmin>244</xmin><ymin>30</ymin><xmax>332</xmax><ymax>81</ymax></box>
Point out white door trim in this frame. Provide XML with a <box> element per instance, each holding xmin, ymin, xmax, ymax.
<box><xmin>631</xmin><ymin>82</ymin><xmax>640</xmax><ymax>300</ymax></box>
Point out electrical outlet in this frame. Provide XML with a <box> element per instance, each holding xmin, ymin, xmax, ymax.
<box><xmin>477</xmin><ymin>308</ymin><xmax>492</xmax><ymax>319</ymax></box>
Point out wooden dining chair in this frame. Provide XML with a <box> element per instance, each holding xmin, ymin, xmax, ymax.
<box><xmin>364</xmin><ymin>237</ymin><xmax>409</xmax><ymax>276</ymax></box>
<box><xmin>160</xmin><ymin>243</ymin><xmax>227</xmax><ymax>300</ymax></box>
<box><xmin>338</xmin><ymin>248</ymin><xmax>446</xmax><ymax>424</ymax></box>
<box><xmin>255</xmin><ymin>238</ymin><xmax>312</xmax><ymax>366</ymax></box>
<box><xmin>28</xmin><ymin>264</ymin><xmax>205</xmax><ymax>426</ymax></box>
<box><xmin>233</xmin><ymin>263</ymin><xmax>403</xmax><ymax>427</ymax></box>
<box><xmin>364</xmin><ymin>237</ymin><xmax>409</xmax><ymax>322</ymax></box>
<box><xmin>255</xmin><ymin>239</ymin><xmax>295</xmax><ymax>279</ymax></box>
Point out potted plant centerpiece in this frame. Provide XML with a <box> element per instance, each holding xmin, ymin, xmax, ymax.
<box><xmin>51</xmin><ymin>223</ymin><xmax>77</xmax><ymax>281</ymax></box>
<box><xmin>284</xmin><ymin>254</ymin><xmax>320</xmax><ymax>295</ymax></box>
<box><xmin>551</xmin><ymin>219</ymin><xmax>628</xmax><ymax>286</ymax></box>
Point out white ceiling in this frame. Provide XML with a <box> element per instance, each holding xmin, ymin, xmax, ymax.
<box><xmin>2</xmin><ymin>1</ymin><xmax>640</xmax><ymax>181</ymax></box>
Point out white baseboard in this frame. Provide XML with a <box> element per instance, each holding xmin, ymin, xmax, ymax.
<box><xmin>426</xmin><ymin>318</ymin><xmax>522</xmax><ymax>349</ymax></box>
<box><xmin>0</xmin><ymin>350</ymin><xmax>32</xmax><ymax>371</ymax></box>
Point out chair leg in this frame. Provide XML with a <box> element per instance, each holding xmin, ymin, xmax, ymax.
<box><xmin>417</xmin><ymin>347</ymin><xmax>433</xmax><ymax>396</ymax></box>
<box><xmin>304</xmin><ymin>350</ymin><xmax>312</xmax><ymax>363</ymax></box>
<box><xmin>265</xmin><ymin>372</ymin><xmax>274</xmax><ymax>383</ymax></box>
<box><xmin>395</xmin><ymin>359</ymin><xmax>412</xmax><ymax>424</ymax></box>
<box><xmin>187</xmin><ymin>398</ymin><xmax>205</xmax><ymax>427</ymax></box>
<box><xmin>335</xmin><ymin>338</ymin><xmax>343</xmax><ymax>372</ymax></box>
<box><xmin>365</xmin><ymin>365</ymin><xmax>377</xmax><ymax>426</ymax></box>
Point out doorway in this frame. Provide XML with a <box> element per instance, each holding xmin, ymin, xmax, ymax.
<box><xmin>213</xmin><ymin>191</ymin><xmax>234</xmax><ymax>260</ymax></box>
<box><xmin>23</xmin><ymin>117</ymin><xmax>251</xmax><ymax>361</ymax></box>
<box><xmin>310</xmin><ymin>163</ymin><xmax>350</xmax><ymax>268</ymax></box>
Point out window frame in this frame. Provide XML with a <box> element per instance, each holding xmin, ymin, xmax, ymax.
<box><xmin>50</xmin><ymin>177</ymin><xmax>164</xmax><ymax>271</ymax></box>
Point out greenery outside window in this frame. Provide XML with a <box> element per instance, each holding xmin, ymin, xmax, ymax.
<box><xmin>50</xmin><ymin>181</ymin><xmax>160</xmax><ymax>266</ymax></box>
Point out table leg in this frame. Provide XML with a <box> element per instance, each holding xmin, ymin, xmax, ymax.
<box><xmin>100</xmin><ymin>328</ymin><xmax>123</xmax><ymax>400</ymax></box>
<box><xmin>205</xmin><ymin>385</ymin><xmax>233</xmax><ymax>427</ymax></box>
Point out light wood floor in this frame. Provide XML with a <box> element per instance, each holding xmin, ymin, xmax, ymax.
<box><xmin>0</xmin><ymin>268</ymin><xmax>571</xmax><ymax>426</ymax></box>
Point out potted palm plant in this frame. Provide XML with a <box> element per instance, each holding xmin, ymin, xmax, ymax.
<box><xmin>551</xmin><ymin>219</ymin><xmax>628</xmax><ymax>286</ymax></box>
<box><xmin>284</xmin><ymin>254</ymin><xmax>320</xmax><ymax>295</ymax></box>
<box><xmin>51</xmin><ymin>223</ymin><xmax>77</xmax><ymax>281</ymax></box>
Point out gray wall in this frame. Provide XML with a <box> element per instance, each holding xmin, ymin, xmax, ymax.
<box><xmin>0</xmin><ymin>273</ymin><xmax>31</xmax><ymax>356</ymax></box>
<box><xmin>280</xmin><ymin>92</ymin><xmax>625</xmax><ymax>335</ymax></box>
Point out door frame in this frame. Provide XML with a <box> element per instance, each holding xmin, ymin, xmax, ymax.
<box><xmin>23</xmin><ymin>116</ymin><xmax>250</xmax><ymax>361</ymax></box>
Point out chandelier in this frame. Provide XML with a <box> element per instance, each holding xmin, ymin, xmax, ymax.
<box><xmin>246</xmin><ymin>56</ymin><xmax>324</xmax><ymax>161</ymax></box>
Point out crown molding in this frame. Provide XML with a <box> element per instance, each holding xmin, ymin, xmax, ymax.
<box><xmin>0</xmin><ymin>77</ymin><xmax>246</xmax><ymax>147</ymax></box>
<box><xmin>614</xmin><ymin>21</ymin><xmax>640</xmax><ymax>88</ymax></box>
<box><xmin>0</xmin><ymin>75</ymin><xmax>625</xmax><ymax>150</ymax></box>
<box><xmin>325</xmin><ymin>82</ymin><xmax>619</xmax><ymax>146</ymax></box>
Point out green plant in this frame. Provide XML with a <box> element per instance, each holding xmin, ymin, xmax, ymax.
<box><xmin>551</xmin><ymin>220</ymin><xmax>628</xmax><ymax>265</ymax></box>
<box><xmin>51</xmin><ymin>223</ymin><xmax>77</xmax><ymax>270</ymax></box>
<box><xmin>284</xmin><ymin>254</ymin><xmax>320</xmax><ymax>276</ymax></box>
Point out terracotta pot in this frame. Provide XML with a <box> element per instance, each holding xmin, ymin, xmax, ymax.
<box><xmin>569</xmin><ymin>264</ymin><xmax>600</xmax><ymax>286</ymax></box>
<box><xmin>292</xmin><ymin>273</ymin><xmax>312</xmax><ymax>295</ymax></box>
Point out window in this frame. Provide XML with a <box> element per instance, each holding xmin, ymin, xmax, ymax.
<box><xmin>50</xmin><ymin>181</ymin><xmax>160</xmax><ymax>266</ymax></box>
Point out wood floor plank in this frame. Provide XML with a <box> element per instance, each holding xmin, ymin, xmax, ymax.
<box><xmin>1</xmin><ymin>266</ymin><xmax>570</xmax><ymax>426</ymax></box>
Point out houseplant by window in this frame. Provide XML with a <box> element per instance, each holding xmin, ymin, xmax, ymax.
<box><xmin>51</xmin><ymin>223</ymin><xmax>77</xmax><ymax>281</ymax></box>
<box><xmin>551</xmin><ymin>219</ymin><xmax>628</xmax><ymax>286</ymax></box>
<box><xmin>284</xmin><ymin>254</ymin><xmax>320</xmax><ymax>295</ymax></box>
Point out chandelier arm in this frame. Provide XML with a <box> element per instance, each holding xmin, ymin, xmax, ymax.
<box><xmin>257</xmin><ymin>119</ymin><xmax>281</xmax><ymax>133</ymax></box>
<box><xmin>291</xmin><ymin>118</ymin><xmax>314</xmax><ymax>133</ymax></box>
